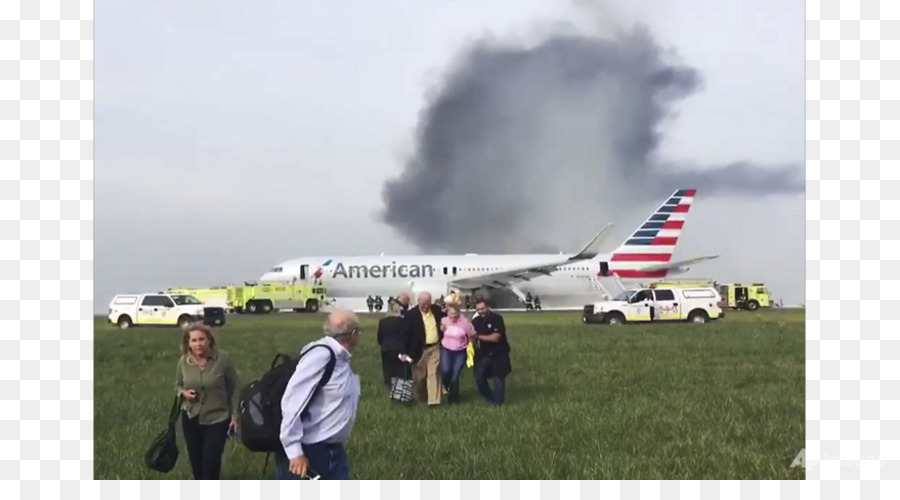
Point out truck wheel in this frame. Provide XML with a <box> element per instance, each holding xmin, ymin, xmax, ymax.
<box><xmin>605</xmin><ymin>312</ymin><xmax>625</xmax><ymax>325</ymax></box>
<box><xmin>260</xmin><ymin>301</ymin><xmax>273</xmax><ymax>314</ymax></box>
<box><xmin>687</xmin><ymin>310</ymin><xmax>709</xmax><ymax>323</ymax></box>
<box><xmin>177</xmin><ymin>315</ymin><xmax>193</xmax><ymax>329</ymax></box>
<box><xmin>306</xmin><ymin>299</ymin><xmax>319</xmax><ymax>313</ymax></box>
<box><xmin>747</xmin><ymin>300</ymin><xmax>759</xmax><ymax>311</ymax></box>
<box><xmin>117</xmin><ymin>315</ymin><xmax>133</xmax><ymax>330</ymax></box>
<box><xmin>246</xmin><ymin>302</ymin><xmax>258</xmax><ymax>314</ymax></box>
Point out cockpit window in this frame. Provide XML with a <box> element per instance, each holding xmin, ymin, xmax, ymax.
<box><xmin>269</xmin><ymin>267</ymin><xmax>283</xmax><ymax>273</ymax></box>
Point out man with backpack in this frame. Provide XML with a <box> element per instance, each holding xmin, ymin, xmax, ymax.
<box><xmin>275</xmin><ymin>309</ymin><xmax>362</xmax><ymax>479</ymax></box>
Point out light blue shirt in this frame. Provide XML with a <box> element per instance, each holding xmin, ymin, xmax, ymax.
<box><xmin>279</xmin><ymin>336</ymin><xmax>360</xmax><ymax>459</ymax></box>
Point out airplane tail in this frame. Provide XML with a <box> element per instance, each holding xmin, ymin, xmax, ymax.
<box><xmin>598</xmin><ymin>189</ymin><xmax>717</xmax><ymax>279</ymax></box>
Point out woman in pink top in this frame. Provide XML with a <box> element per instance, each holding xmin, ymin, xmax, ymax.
<box><xmin>439</xmin><ymin>303</ymin><xmax>476</xmax><ymax>404</ymax></box>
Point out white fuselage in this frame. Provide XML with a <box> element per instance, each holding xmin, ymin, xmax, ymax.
<box><xmin>259</xmin><ymin>252</ymin><xmax>668</xmax><ymax>299</ymax></box>
<box><xmin>258</xmin><ymin>189</ymin><xmax>712</xmax><ymax>301</ymax></box>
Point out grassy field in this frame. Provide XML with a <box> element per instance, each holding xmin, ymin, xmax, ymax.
<box><xmin>94</xmin><ymin>309</ymin><xmax>806</xmax><ymax>480</ymax></box>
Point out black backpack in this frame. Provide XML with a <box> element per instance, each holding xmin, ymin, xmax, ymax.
<box><xmin>238</xmin><ymin>343</ymin><xmax>336</xmax><ymax>454</ymax></box>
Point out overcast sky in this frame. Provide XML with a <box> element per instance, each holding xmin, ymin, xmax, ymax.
<box><xmin>96</xmin><ymin>0</ymin><xmax>804</xmax><ymax>310</ymax></box>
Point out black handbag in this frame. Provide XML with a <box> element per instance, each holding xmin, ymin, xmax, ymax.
<box><xmin>144</xmin><ymin>396</ymin><xmax>181</xmax><ymax>473</ymax></box>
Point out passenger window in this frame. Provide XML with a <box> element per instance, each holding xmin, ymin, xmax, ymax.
<box><xmin>159</xmin><ymin>296</ymin><xmax>175</xmax><ymax>308</ymax></box>
<box><xmin>654</xmin><ymin>289</ymin><xmax>676</xmax><ymax>301</ymax></box>
<box><xmin>141</xmin><ymin>296</ymin><xmax>158</xmax><ymax>306</ymax></box>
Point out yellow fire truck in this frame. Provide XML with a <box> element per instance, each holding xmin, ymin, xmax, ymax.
<box><xmin>716</xmin><ymin>283</ymin><xmax>772</xmax><ymax>311</ymax></box>
<box><xmin>228</xmin><ymin>282</ymin><xmax>327</xmax><ymax>314</ymax></box>
<box><xmin>164</xmin><ymin>286</ymin><xmax>230</xmax><ymax>308</ymax></box>
<box><xmin>167</xmin><ymin>282</ymin><xmax>328</xmax><ymax>314</ymax></box>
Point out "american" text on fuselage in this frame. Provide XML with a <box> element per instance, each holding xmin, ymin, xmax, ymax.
<box><xmin>330</xmin><ymin>262</ymin><xmax>436</xmax><ymax>279</ymax></box>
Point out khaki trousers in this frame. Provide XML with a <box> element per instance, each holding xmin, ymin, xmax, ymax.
<box><xmin>413</xmin><ymin>343</ymin><xmax>441</xmax><ymax>405</ymax></box>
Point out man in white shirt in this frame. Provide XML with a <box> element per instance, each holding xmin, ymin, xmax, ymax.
<box><xmin>277</xmin><ymin>309</ymin><xmax>362</xmax><ymax>480</ymax></box>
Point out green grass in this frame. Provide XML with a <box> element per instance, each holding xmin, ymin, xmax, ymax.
<box><xmin>94</xmin><ymin>309</ymin><xmax>806</xmax><ymax>480</ymax></box>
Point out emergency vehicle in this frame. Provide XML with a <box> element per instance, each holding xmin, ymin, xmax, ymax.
<box><xmin>164</xmin><ymin>286</ymin><xmax>229</xmax><ymax>308</ymax></box>
<box><xmin>646</xmin><ymin>279</ymin><xmax>717</xmax><ymax>289</ymax></box>
<box><xmin>716</xmin><ymin>283</ymin><xmax>772</xmax><ymax>310</ymax></box>
<box><xmin>582</xmin><ymin>286</ymin><xmax>724</xmax><ymax>325</ymax></box>
<box><xmin>228</xmin><ymin>282</ymin><xmax>327</xmax><ymax>314</ymax></box>
<box><xmin>108</xmin><ymin>293</ymin><xmax>226</xmax><ymax>330</ymax></box>
<box><xmin>164</xmin><ymin>281</ymin><xmax>328</xmax><ymax>314</ymax></box>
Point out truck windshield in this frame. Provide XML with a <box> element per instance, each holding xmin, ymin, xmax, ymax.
<box><xmin>613</xmin><ymin>290</ymin><xmax>636</xmax><ymax>301</ymax></box>
<box><xmin>172</xmin><ymin>295</ymin><xmax>202</xmax><ymax>305</ymax></box>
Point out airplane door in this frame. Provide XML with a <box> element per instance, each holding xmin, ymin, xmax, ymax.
<box><xmin>598</xmin><ymin>261</ymin><xmax>610</xmax><ymax>277</ymax></box>
<box><xmin>300</xmin><ymin>265</ymin><xmax>309</xmax><ymax>281</ymax></box>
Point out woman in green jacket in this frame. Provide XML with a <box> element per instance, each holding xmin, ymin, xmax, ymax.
<box><xmin>175</xmin><ymin>322</ymin><xmax>240</xmax><ymax>480</ymax></box>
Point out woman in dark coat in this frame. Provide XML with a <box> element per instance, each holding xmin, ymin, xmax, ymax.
<box><xmin>377</xmin><ymin>300</ymin><xmax>406</xmax><ymax>390</ymax></box>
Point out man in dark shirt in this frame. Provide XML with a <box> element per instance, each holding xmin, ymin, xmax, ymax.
<box><xmin>471</xmin><ymin>298</ymin><xmax>511</xmax><ymax>405</ymax></box>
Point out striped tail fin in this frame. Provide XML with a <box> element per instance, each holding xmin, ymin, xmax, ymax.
<box><xmin>606</xmin><ymin>189</ymin><xmax>697</xmax><ymax>279</ymax></box>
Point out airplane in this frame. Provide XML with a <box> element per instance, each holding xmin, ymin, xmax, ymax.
<box><xmin>258</xmin><ymin>189</ymin><xmax>718</xmax><ymax>303</ymax></box>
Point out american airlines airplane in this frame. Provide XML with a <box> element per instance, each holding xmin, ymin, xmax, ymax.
<box><xmin>258</xmin><ymin>189</ymin><xmax>718</xmax><ymax>302</ymax></box>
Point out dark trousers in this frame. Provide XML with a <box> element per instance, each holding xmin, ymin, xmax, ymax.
<box><xmin>181</xmin><ymin>414</ymin><xmax>229</xmax><ymax>480</ymax></box>
<box><xmin>380</xmin><ymin>350</ymin><xmax>402</xmax><ymax>388</ymax></box>
<box><xmin>275</xmin><ymin>442</ymin><xmax>350</xmax><ymax>480</ymax></box>
<box><xmin>440</xmin><ymin>347</ymin><xmax>467</xmax><ymax>404</ymax></box>
<box><xmin>474</xmin><ymin>356</ymin><xmax>507</xmax><ymax>405</ymax></box>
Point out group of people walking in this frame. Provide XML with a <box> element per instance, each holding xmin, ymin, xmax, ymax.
<box><xmin>166</xmin><ymin>291</ymin><xmax>510</xmax><ymax>481</ymax></box>
<box><xmin>376</xmin><ymin>292</ymin><xmax>512</xmax><ymax>407</ymax></box>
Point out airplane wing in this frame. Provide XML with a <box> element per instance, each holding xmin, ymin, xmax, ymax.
<box><xmin>638</xmin><ymin>255</ymin><xmax>720</xmax><ymax>273</ymax></box>
<box><xmin>449</xmin><ymin>224</ymin><xmax>613</xmax><ymax>291</ymax></box>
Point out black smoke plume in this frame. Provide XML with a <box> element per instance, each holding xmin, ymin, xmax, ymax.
<box><xmin>379</xmin><ymin>26</ymin><xmax>803</xmax><ymax>253</ymax></box>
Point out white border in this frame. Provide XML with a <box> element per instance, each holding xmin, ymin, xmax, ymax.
<box><xmin>2</xmin><ymin>0</ymin><xmax>889</xmax><ymax>497</ymax></box>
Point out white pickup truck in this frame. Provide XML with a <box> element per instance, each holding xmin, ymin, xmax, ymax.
<box><xmin>108</xmin><ymin>293</ymin><xmax>226</xmax><ymax>330</ymax></box>
<box><xmin>582</xmin><ymin>287</ymin><xmax>724</xmax><ymax>325</ymax></box>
